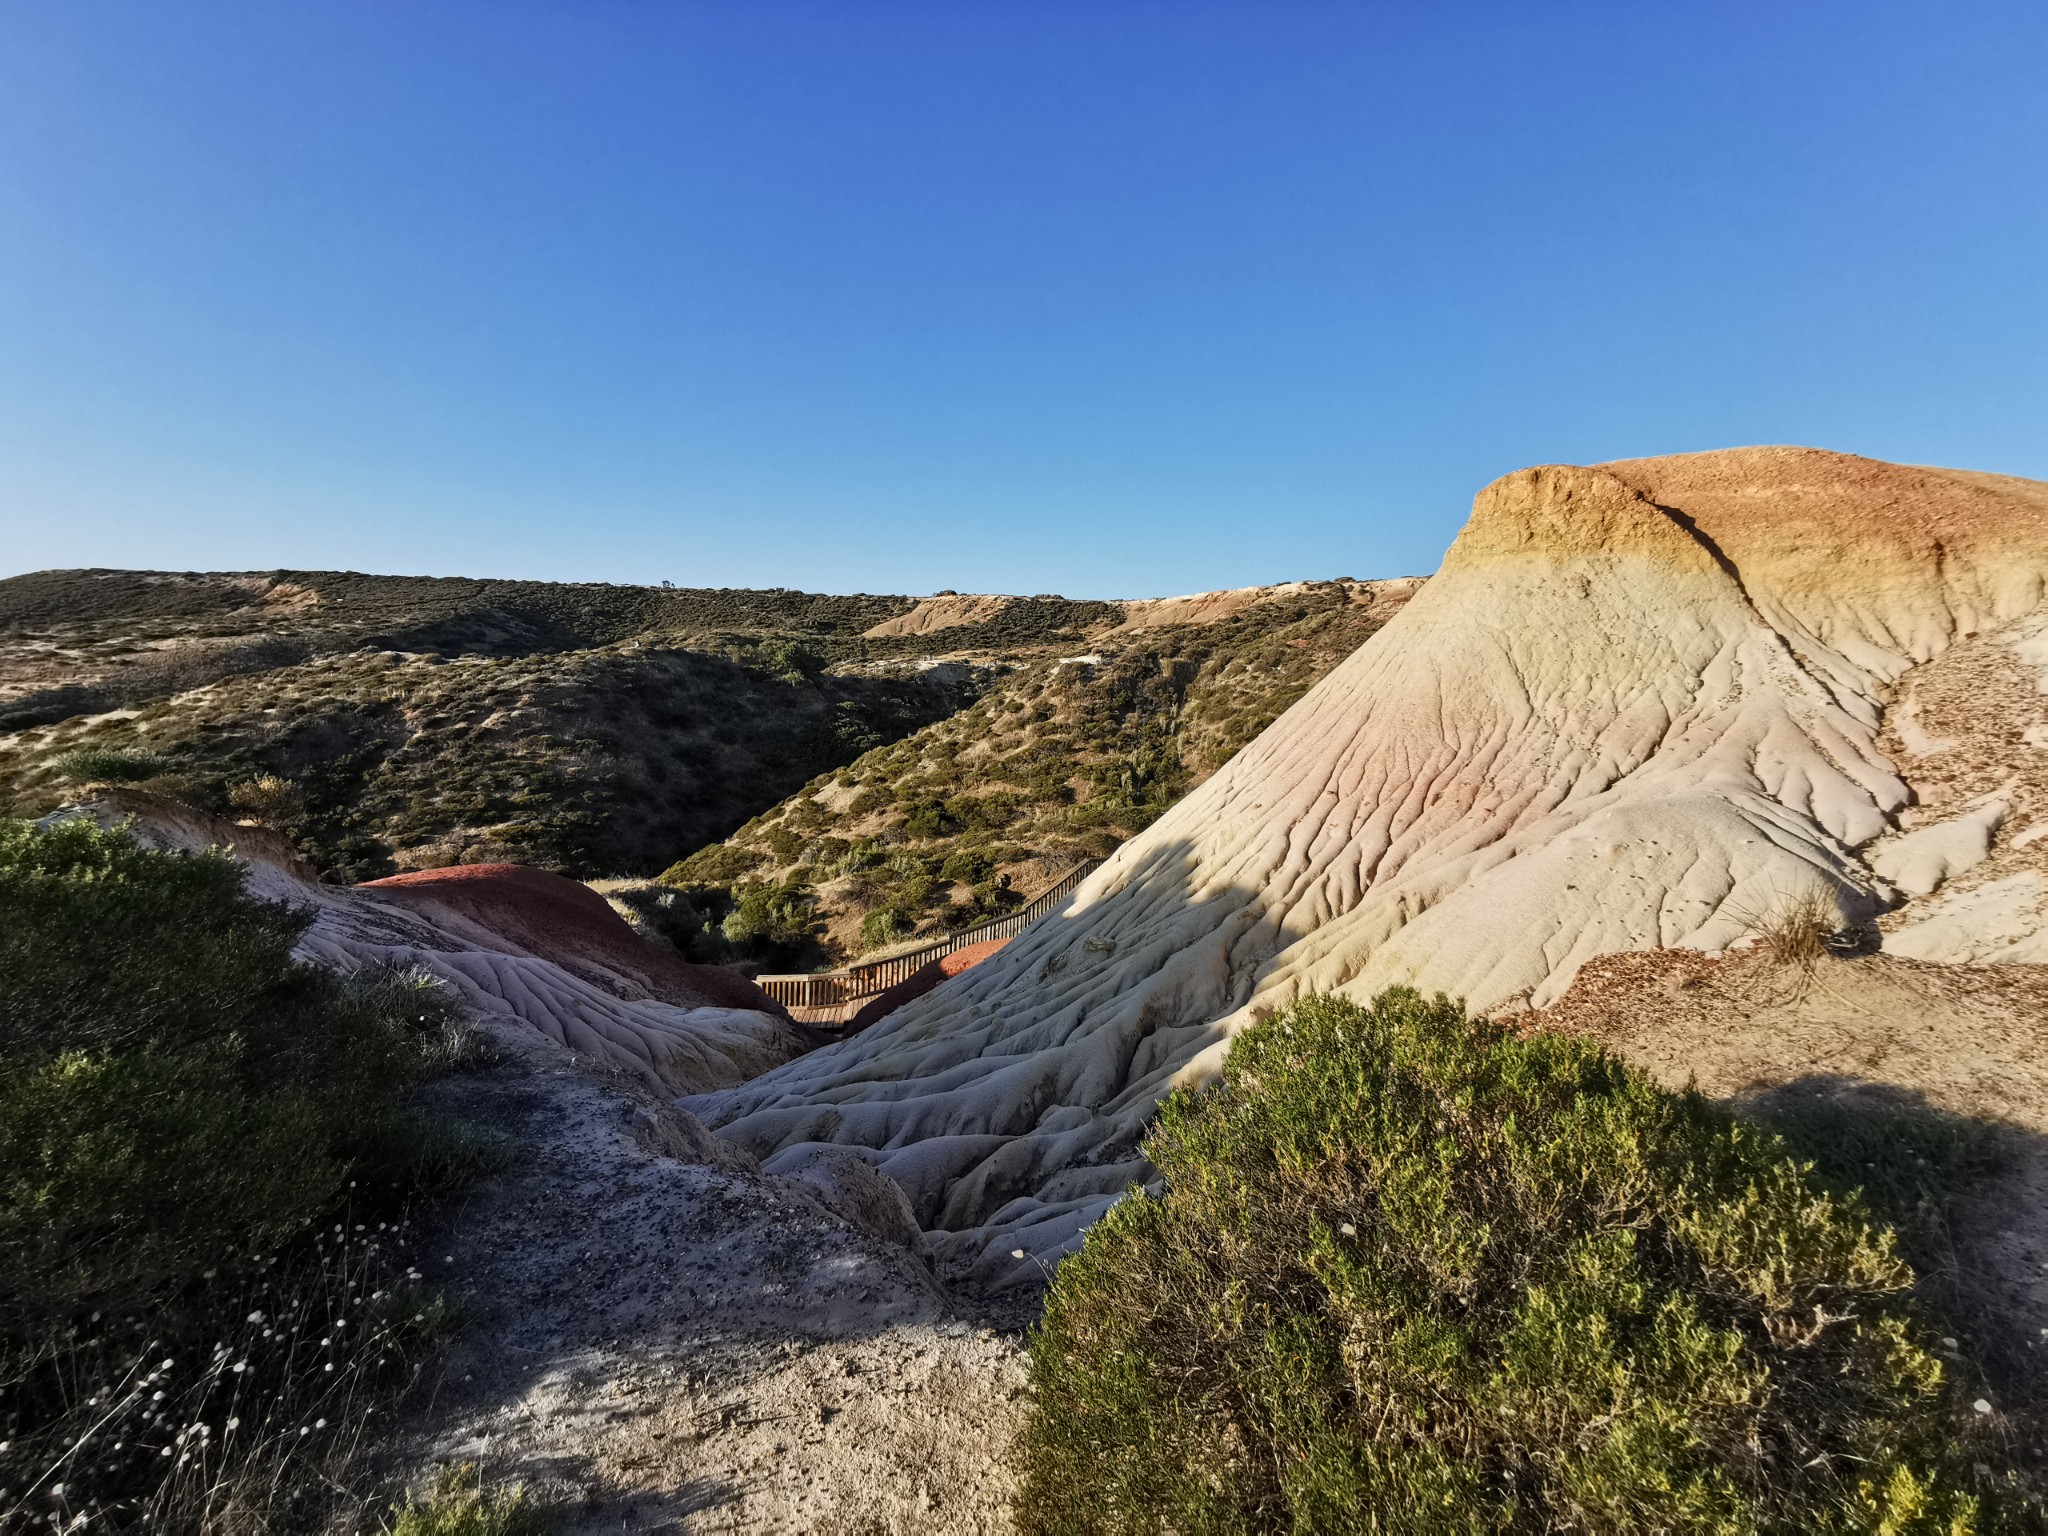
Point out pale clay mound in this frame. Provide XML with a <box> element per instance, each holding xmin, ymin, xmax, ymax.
<box><xmin>689</xmin><ymin>448</ymin><xmax>2048</xmax><ymax>1289</ymax></box>
<box><xmin>860</xmin><ymin>594</ymin><xmax>1017</xmax><ymax>638</ymax></box>
<box><xmin>1110</xmin><ymin>576</ymin><xmax>1423</xmax><ymax>631</ymax></box>
<box><xmin>68</xmin><ymin>792</ymin><xmax>813</xmax><ymax>1098</ymax></box>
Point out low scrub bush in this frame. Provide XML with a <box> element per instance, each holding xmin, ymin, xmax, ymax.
<box><xmin>0</xmin><ymin>816</ymin><xmax>497</xmax><ymax>1529</ymax></box>
<box><xmin>1021</xmin><ymin>989</ymin><xmax>1997</xmax><ymax>1533</ymax></box>
<box><xmin>47</xmin><ymin>747</ymin><xmax>173</xmax><ymax>785</ymax></box>
<box><xmin>858</xmin><ymin>906</ymin><xmax>912</xmax><ymax>951</ymax></box>
<box><xmin>717</xmin><ymin>877</ymin><xmax>822</xmax><ymax>968</ymax></box>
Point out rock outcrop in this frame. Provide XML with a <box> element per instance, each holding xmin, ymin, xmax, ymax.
<box><xmin>689</xmin><ymin>448</ymin><xmax>2048</xmax><ymax>1283</ymax></box>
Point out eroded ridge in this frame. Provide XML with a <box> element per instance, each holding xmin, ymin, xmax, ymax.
<box><xmin>688</xmin><ymin>448</ymin><xmax>2048</xmax><ymax>1285</ymax></box>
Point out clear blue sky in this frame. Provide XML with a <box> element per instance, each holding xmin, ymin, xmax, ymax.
<box><xmin>2</xmin><ymin>2</ymin><xmax>2044</xmax><ymax>598</ymax></box>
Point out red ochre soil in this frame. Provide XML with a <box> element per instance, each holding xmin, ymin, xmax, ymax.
<box><xmin>937</xmin><ymin>938</ymin><xmax>1008</xmax><ymax>977</ymax></box>
<box><xmin>359</xmin><ymin>863</ymin><xmax>785</xmax><ymax>1017</ymax></box>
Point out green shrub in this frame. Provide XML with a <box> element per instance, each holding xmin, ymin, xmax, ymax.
<box><xmin>1020</xmin><ymin>989</ymin><xmax>1990</xmax><ymax>1534</ymax></box>
<box><xmin>755</xmin><ymin>637</ymin><xmax>823</xmax><ymax>683</ymax></box>
<box><xmin>47</xmin><ymin>746</ymin><xmax>172</xmax><ymax>784</ymax></box>
<box><xmin>0</xmin><ymin>820</ymin><xmax>467</xmax><ymax>1337</ymax></box>
<box><xmin>859</xmin><ymin>907</ymin><xmax>911</xmax><ymax>950</ymax></box>
<box><xmin>944</xmin><ymin>792</ymin><xmax>1022</xmax><ymax>832</ymax></box>
<box><xmin>386</xmin><ymin>1462</ymin><xmax>543</xmax><ymax>1536</ymax></box>
<box><xmin>939</xmin><ymin>847</ymin><xmax>996</xmax><ymax>886</ymax></box>
<box><xmin>899</xmin><ymin>796</ymin><xmax>959</xmax><ymax>839</ymax></box>
<box><xmin>718</xmin><ymin>877</ymin><xmax>819</xmax><ymax>966</ymax></box>
<box><xmin>657</xmin><ymin>842</ymin><xmax>765</xmax><ymax>887</ymax></box>
<box><xmin>0</xmin><ymin>817</ymin><xmax>489</xmax><ymax>1526</ymax></box>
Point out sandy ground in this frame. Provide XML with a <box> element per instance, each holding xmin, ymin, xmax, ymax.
<box><xmin>386</xmin><ymin>1022</ymin><xmax>1027</xmax><ymax>1534</ymax></box>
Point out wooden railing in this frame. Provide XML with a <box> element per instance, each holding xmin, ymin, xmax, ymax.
<box><xmin>756</xmin><ymin>859</ymin><xmax>1100</xmax><ymax>1011</ymax></box>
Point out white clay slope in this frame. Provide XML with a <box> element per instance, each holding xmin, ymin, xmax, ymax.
<box><xmin>688</xmin><ymin>448</ymin><xmax>2048</xmax><ymax>1285</ymax></box>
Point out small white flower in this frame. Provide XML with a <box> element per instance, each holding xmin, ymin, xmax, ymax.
<box><xmin>324</xmin><ymin>1363</ymin><xmax>334</xmax><ymax>1373</ymax></box>
<box><xmin>1942</xmin><ymin>1336</ymin><xmax>1958</xmax><ymax>1348</ymax></box>
<box><xmin>314</xmin><ymin>1418</ymin><xmax>327</xmax><ymax>1429</ymax></box>
<box><xmin>1974</xmin><ymin>1399</ymin><xmax>1994</xmax><ymax>1414</ymax></box>
<box><xmin>1339</xmin><ymin>1223</ymin><xmax>1357</xmax><ymax>1237</ymax></box>
<box><xmin>246</xmin><ymin>1312</ymin><xmax>265</xmax><ymax>1325</ymax></box>
<box><xmin>225</xmin><ymin>1418</ymin><xmax>239</xmax><ymax>1431</ymax></box>
<box><xmin>1011</xmin><ymin>1249</ymin><xmax>1026</xmax><ymax>1260</ymax></box>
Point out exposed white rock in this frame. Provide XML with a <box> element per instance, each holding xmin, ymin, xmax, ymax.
<box><xmin>1886</xmin><ymin>872</ymin><xmax>2048</xmax><ymax>964</ymax></box>
<box><xmin>1870</xmin><ymin>800</ymin><xmax>2007</xmax><ymax>897</ymax></box>
<box><xmin>57</xmin><ymin>792</ymin><xmax>810</xmax><ymax>1096</ymax></box>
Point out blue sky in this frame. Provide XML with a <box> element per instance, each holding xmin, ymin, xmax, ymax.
<box><xmin>2</xmin><ymin>2</ymin><xmax>2043</xmax><ymax>598</ymax></box>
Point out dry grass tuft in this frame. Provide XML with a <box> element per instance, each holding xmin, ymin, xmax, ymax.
<box><xmin>1728</xmin><ymin>888</ymin><xmax>1845</xmax><ymax>987</ymax></box>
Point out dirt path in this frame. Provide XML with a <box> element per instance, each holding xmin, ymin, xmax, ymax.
<box><xmin>388</xmin><ymin>1021</ymin><xmax>1026</xmax><ymax>1533</ymax></box>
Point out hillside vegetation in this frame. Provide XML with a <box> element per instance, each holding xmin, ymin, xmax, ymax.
<box><xmin>0</xmin><ymin>570</ymin><xmax>1414</xmax><ymax>916</ymax></box>
<box><xmin>0</xmin><ymin>570</ymin><xmax>1134</xmax><ymax>881</ymax></box>
<box><xmin>657</xmin><ymin>580</ymin><xmax>1412</xmax><ymax>965</ymax></box>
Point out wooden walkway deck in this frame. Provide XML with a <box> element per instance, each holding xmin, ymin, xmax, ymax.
<box><xmin>756</xmin><ymin>860</ymin><xmax>1099</xmax><ymax>1027</ymax></box>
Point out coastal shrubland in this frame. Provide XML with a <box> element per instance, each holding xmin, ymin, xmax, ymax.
<box><xmin>669</xmin><ymin>583</ymin><xmax>1395</xmax><ymax>961</ymax></box>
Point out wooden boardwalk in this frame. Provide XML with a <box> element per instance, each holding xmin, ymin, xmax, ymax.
<box><xmin>756</xmin><ymin>860</ymin><xmax>1099</xmax><ymax>1025</ymax></box>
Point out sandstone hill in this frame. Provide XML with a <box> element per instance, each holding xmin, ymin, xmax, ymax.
<box><xmin>687</xmin><ymin>449</ymin><xmax>2048</xmax><ymax>1298</ymax></box>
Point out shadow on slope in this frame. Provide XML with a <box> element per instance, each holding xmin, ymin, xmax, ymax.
<box><xmin>1743</xmin><ymin>1076</ymin><xmax>2048</xmax><ymax>1414</ymax></box>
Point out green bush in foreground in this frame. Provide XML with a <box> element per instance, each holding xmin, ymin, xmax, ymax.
<box><xmin>0</xmin><ymin>817</ymin><xmax>455</xmax><ymax>1338</ymax></box>
<box><xmin>1021</xmin><ymin>990</ymin><xmax>1991</xmax><ymax>1534</ymax></box>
